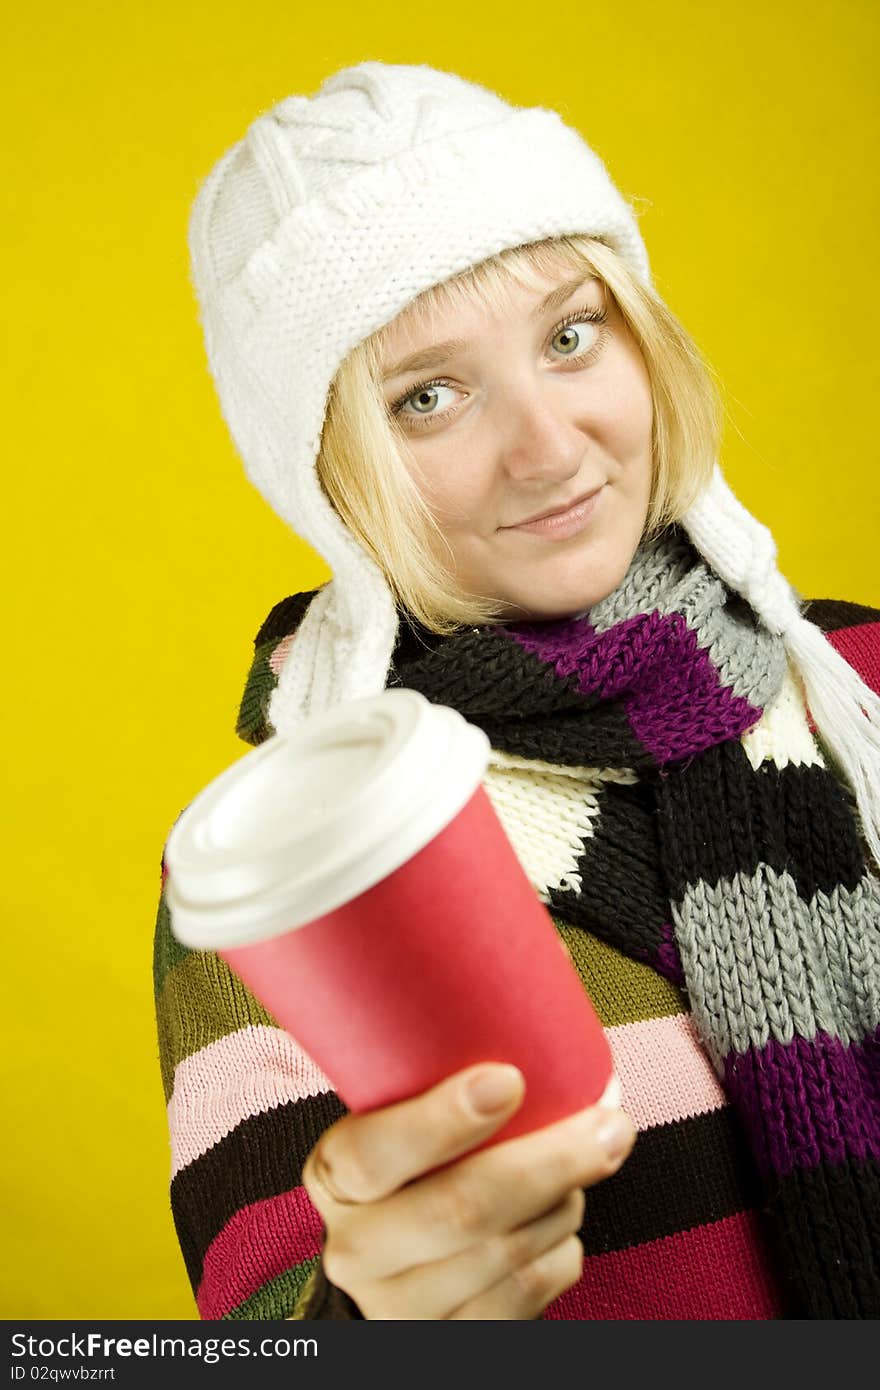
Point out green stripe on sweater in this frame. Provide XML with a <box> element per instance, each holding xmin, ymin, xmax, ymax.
<box><xmin>153</xmin><ymin>888</ymin><xmax>191</xmax><ymax>1000</ymax></box>
<box><xmin>236</xmin><ymin>640</ymin><xmax>281</xmax><ymax>748</ymax></box>
<box><xmin>156</xmin><ymin>947</ymin><xmax>277</xmax><ymax>1102</ymax></box>
<box><xmin>221</xmin><ymin>1259</ymin><xmax>319</xmax><ymax>1321</ymax></box>
<box><xmin>554</xmin><ymin>918</ymin><xmax>687</xmax><ymax>1027</ymax></box>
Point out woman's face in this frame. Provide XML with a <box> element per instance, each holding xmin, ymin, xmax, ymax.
<box><xmin>378</xmin><ymin>264</ymin><xmax>655</xmax><ymax>621</ymax></box>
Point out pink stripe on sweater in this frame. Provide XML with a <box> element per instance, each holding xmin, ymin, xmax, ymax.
<box><xmin>606</xmin><ymin>1012</ymin><xmax>727</xmax><ymax>1131</ymax></box>
<box><xmin>197</xmin><ymin>1186</ymin><xmax>323</xmax><ymax>1320</ymax></box>
<box><xmin>545</xmin><ymin>1210</ymin><xmax>785</xmax><ymax>1320</ymax></box>
<box><xmin>169</xmin><ymin>1025</ymin><xmax>332</xmax><ymax>1177</ymax></box>
<box><xmin>269</xmin><ymin>632</ymin><xmax>296</xmax><ymax>674</ymax></box>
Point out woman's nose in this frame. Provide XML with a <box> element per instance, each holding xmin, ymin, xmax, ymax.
<box><xmin>495</xmin><ymin>382</ymin><xmax>587</xmax><ymax>482</ymax></box>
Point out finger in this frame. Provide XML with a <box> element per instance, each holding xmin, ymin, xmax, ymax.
<box><xmin>358</xmin><ymin>1188</ymin><xmax>585</xmax><ymax>1320</ymax></box>
<box><xmin>325</xmin><ymin>1103</ymin><xmax>634</xmax><ymax>1279</ymax></box>
<box><xmin>304</xmin><ymin>1140</ymin><xmax>361</xmax><ymax>1212</ymax></box>
<box><xmin>448</xmin><ymin>1234</ymin><xmax>585</xmax><ymax>1320</ymax></box>
<box><xmin>303</xmin><ymin>1062</ymin><xmax>526</xmax><ymax>1212</ymax></box>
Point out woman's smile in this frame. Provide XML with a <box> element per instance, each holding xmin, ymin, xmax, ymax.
<box><xmin>500</xmin><ymin>484</ymin><xmax>606</xmax><ymax>539</ymax></box>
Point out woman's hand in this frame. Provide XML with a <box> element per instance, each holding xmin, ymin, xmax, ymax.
<box><xmin>302</xmin><ymin>1063</ymin><xmax>636</xmax><ymax>1319</ymax></box>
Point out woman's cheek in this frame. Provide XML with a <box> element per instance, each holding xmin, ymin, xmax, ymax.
<box><xmin>602</xmin><ymin>384</ymin><xmax>653</xmax><ymax>461</ymax></box>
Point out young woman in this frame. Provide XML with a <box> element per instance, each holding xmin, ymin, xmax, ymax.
<box><xmin>154</xmin><ymin>61</ymin><xmax>880</xmax><ymax>1321</ymax></box>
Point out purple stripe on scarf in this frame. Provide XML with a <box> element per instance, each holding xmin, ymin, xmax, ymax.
<box><xmin>655</xmin><ymin>921</ymin><xmax>686</xmax><ymax>987</ymax></box>
<box><xmin>509</xmin><ymin>610</ymin><xmax>763</xmax><ymax>765</ymax></box>
<box><xmin>723</xmin><ymin>1026</ymin><xmax>880</xmax><ymax>1179</ymax></box>
<box><xmin>631</xmin><ymin>922</ymin><xmax>686</xmax><ymax>988</ymax></box>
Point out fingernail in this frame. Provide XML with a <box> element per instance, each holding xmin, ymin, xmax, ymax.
<box><xmin>466</xmin><ymin>1065</ymin><xmax>524</xmax><ymax>1116</ymax></box>
<box><xmin>595</xmin><ymin>1111</ymin><xmax>635</xmax><ymax>1161</ymax></box>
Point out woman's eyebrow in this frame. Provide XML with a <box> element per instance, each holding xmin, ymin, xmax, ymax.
<box><xmin>380</xmin><ymin>274</ymin><xmax>597</xmax><ymax>382</ymax></box>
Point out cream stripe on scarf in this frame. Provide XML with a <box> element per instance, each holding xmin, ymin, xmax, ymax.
<box><xmin>483</xmin><ymin>750</ymin><xmax>638</xmax><ymax>900</ymax></box>
<box><xmin>741</xmin><ymin>658</ymin><xmax>827</xmax><ymax>772</ymax></box>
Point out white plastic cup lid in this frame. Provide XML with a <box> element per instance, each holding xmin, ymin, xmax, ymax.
<box><xmin>164</xmin><ymin>688</ymin><xmax>490</xmax><ymax>950</ymax></box>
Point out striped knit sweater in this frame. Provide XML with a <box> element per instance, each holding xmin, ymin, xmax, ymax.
<box><xmin>153</xmin><ymin>593</ymin><xmax>880</xmax><ymax>1320</ymax></box>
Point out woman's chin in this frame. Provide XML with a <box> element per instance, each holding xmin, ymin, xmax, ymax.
<box><xmin>492</xmin><ymin>594</ymin><xmax>601</xmax><ymax>624</ymax></box>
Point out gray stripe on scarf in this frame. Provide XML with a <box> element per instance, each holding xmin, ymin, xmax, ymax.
<box><xmin>672</xmin><ymin>865</ymin><xmax>880</xmax><ymax>1069</ymax></box>
<box><xmin>589</xmin><ymin>528</ymin><xmax>788</xmax><ymax>712</ymax></box>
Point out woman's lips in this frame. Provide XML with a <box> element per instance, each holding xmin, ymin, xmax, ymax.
<box><xmin>503</xmin><ymin>486</ymin><xmax>605</xmax><ymax>539</ymax></box>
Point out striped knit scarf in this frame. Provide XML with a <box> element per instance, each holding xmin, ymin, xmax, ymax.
<box><xmin>385</xmin><ymin>523</ymin><xmax>880</xmax><ymax>1319</ymax></box>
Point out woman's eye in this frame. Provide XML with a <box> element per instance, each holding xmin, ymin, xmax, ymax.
<box><xmin>550</xmin><ymin>318</ymin><xmax>603</xmax><ymax>357</ymax></box>
<box><xmin>395</xmin><ymin>381</ymin><xmax>458</xmax><ymax>420</ymax></box>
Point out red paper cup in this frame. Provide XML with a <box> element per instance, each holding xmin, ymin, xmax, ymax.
<box><xmin>165</xmin><ymin>689</ymin><xmax>617</xmax><ymax>1146</ymax></box>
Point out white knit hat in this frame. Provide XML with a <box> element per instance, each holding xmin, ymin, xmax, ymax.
<box><xmin>188</xmin><ymin>60</ymin><xmax>880</xmax><ymax>867</ymax></box>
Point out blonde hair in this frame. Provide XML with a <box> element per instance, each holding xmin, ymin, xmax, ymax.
<box><xmin>318</xmin><ymin>236</ymin><xmax>722</xmax><ymax>635</ymax></box>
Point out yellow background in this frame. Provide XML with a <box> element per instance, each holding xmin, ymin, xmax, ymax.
<box><xmin>4</xmin><ymin>1</ymin><xmax>878</xmax><ymax>1318</ymax></box>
